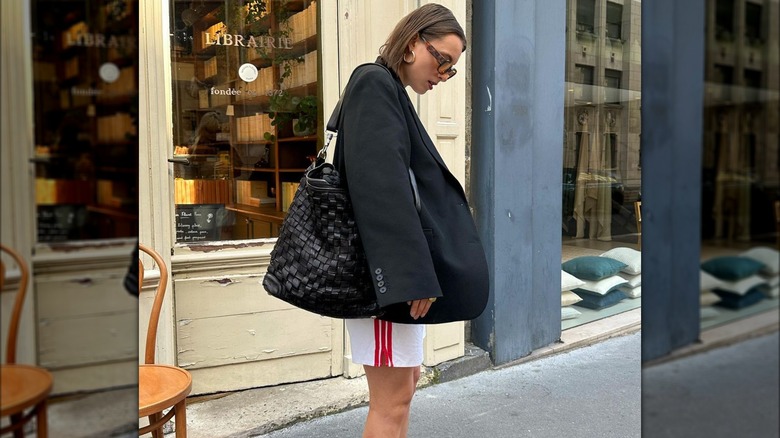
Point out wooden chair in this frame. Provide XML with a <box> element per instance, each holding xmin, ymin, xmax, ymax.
<box><xmin>634</xmin><ymin>201</ymin><xmax>642</xmax><ymax>249</ymax></box>
<box><xmin>1</xmin><ymin>244</ymin><xmax>53</xmax><ymax>437</ymax></box>
<box><xmin>138</xmin><ymin>244</ymin><xmax>191</xmax><ymax>438</ymax></box>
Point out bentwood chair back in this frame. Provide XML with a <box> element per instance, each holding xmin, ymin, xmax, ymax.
<box><xmin>138</xmin><ymin>243</ymin><xmax>191</xmax><ymax>437</ymax></box>
<box><xmin>1</xmin><ymin>243</ymin><xmax>53</xmax><ymax>437</ymax></box>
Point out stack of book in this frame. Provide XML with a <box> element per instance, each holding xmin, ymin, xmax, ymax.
<box><xmin>281</xmin><ymin>182</ymin><xmax>300</xmax><ymax>212</ymax></box>
<box><xmin>174</xmin><ymin>179</ymin><xmax>230</xmax><ymax>205</ymax></box>
<box><xmin>283</xmin><ymin>2</ymin><xmax>317</xmax><ymax>43</ymax></box>
<box><xmin>97</xmin><ymin>113</ymin><xmax>135</xmax><ymax>143</ymax></box>
<box><xmin>236</xmin><ymin>113</ymin><xmax>272</xmax><ymax>142</ymax></box>
<box><xmin>235</xmin><ymin>180</ymin><xmax>275</xmax><ymax>207</ymax></box>
<box><xmin>281</xmin><ymin>50</ymin><xmax>318</xmax><ymax>90</ymax></box>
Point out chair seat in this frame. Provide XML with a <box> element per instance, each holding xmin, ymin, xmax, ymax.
<box><xmin>0</xmin><ymin>364</ymin><xmax>53</xmax><ymax>416</ymax></box>
<box><xmin>139</xmin><ymin>364</ymin><xmax>192</xmax><ymax>417</ymax></box>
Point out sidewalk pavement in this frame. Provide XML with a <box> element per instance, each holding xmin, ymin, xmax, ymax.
<box><xmin>643</xmin><ymin>331</ymin><xmax>779</xmax><ymax>438</ymax></box>
<box><xmin>163</xmin><ymin>308</ymin><xmax>641</xmax><ymax>438</ymax></box>
<box><xmin>260</xmin><ymin>331</ymin><xmax>642</xmax><ymax>438</ymax></box>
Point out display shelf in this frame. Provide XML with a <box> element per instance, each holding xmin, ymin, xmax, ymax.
<box><xmin>233</xmin><ymin>140</ymin><xmax>273</xmax><ymax>146</ymax></box>
<box><xmin>225</xmin><ymin>203</ymin><xmax>285</xmax><ymax>224</ymax></box>
<box><xmin>233</xmin><ymin>166</ymin><xmax>276</xmax><ymax>173</ymax></box>
<box><xmin>287</xmin><ymin>34</ymin><xmax>318</xmax><ymax>58</ymax></box>
<box><xmin>86</xmin><ymin>205</ymin><xmax>138</xmax><ymax>220</ymax></box>
<box><xmin>277</xmin><ymin>134</ymin><xmax>317</xmax><ymax>143</ymax></box>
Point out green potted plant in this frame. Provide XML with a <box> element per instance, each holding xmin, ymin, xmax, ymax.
<box><xmin>292</xmin><ymin>95</ymin><xmax>317</xmax><ymax>137</ymax></box>
<box><xmin>267</xmin><ymin>93</ymin><xmax>317</xmax><ymax>137</ymax></box>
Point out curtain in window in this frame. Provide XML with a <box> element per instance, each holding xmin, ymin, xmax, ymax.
<box><xmin>573</xmin><ymin>127</ymin><xmax>613</xmax><ymax>241</ymax></box>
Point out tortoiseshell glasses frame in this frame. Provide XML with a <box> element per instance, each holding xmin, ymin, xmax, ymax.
<box><xmin>420</xmin><ymin>35</ymin><xmax>457</xmax><ymax>79</ymax></box>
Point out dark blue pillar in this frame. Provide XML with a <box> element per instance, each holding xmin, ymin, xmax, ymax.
<box><xmin>471</xmin><ymin>0</ymin><xmax>566</xmax><ymax>365</ymax></box>
<box><xmin>641</xmin><ymin>0</ymin><xmax>705</xmax><ymax>361</ymax></box>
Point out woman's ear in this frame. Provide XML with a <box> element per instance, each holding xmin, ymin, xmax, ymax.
<box><xmin>407</xmin><ymin>34</ymin><xmax>419</xmax><ymax>52</ymax></box>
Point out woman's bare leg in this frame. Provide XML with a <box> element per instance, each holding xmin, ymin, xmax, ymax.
<box><xmin>398</xmin><ymin>366</ymin><xmax>421</xmax><ymax>438</ymax></box>
<box><xmin>363</xmin><ymin>365</ymin><xmax>418</xmax><ymax>438</ymax></box>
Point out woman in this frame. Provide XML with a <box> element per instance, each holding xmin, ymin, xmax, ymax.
<box><xmin>333</xmin><ymin>4</ymin><xmax>490</xmax><ymax>437</ymax></box>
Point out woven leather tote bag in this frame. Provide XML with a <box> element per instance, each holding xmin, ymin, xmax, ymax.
<box><xmin>262</xmin><ymin>155</ymin><xmax>384</xmax><ymax>318</ymax></box>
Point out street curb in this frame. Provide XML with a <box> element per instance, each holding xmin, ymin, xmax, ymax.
<box><xmin>432</xmin><ymin>343</ymin><xmax>493</xmax><ymax>383</ymax></box>
<box><xmin>643</xmin><ymin>309</ymin><xmax>779</xmax><ymax>368</ymax></box>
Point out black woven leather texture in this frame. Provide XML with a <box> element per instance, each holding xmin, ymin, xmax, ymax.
<box><xmin>263</xmin><ymin>161</ymin><xmax>383</xmax><ymax>318</ymax></box>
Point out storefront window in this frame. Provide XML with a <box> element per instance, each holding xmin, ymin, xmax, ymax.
<box><xmin>562</xmin><ymin>0</ymin><xmax>642</xmax><ymax>329</ymax></box>
<box><xmin>700</xmin><ymin>0</ymin><xmax>779</xmax><ymax>329</ymax></box>
<box><xmin>168</xmin><ymin>0</ymin><xmax>320</xmax><ymax>243</ymax></box>
<box><xmin>31</xmin><ymin>0</ymin><xmax>139</xmax><ymax>242</ymax></box>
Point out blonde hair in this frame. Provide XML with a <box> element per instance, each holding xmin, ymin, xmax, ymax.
<box><xmin>379</xmin><ymin>3</ymin><xmax>466</xmax><ymax>74</ymax></box>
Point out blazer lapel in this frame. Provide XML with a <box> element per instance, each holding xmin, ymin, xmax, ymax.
<box><xmin>402</xmin><ymin>94</ymin><xmax>450</xmax><ymax>172</ymax></box>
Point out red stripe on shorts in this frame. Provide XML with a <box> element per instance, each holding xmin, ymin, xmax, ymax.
<box><xmin>374</xmin><ymin>319</ymin><xmax>381</xmax><ymax>366</ymax></box>
<box><xmin>373</xmin><ymin>320</ymin><xmax>394</xmax><ymax>367</ymax></box>
<box><xmin>386</xmin><ymin>321</ymin><xmax>394</xmax><ymax>367</ymax></box>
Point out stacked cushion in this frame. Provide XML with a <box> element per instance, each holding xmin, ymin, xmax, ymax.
<box><xmin>739</xmin><ymin>247</ymin><xmax>779</xmax><ymax>299</ymax></box>
<box><xmin>601</xmin><ymin>247</ymin><xmax>642</xmax><ymax>299</ymax></box>
<box><xmin>561</xmin><ymin>307</ymin><xmax>582</xmax><ymax>320</ymax></box>
<box><xmin>560</xmin><ymin>270</ymin><xmax>585</xmax><ymax>320</ymax></box>
<box><xmin>714</xmin><ymin>288</ymin><xmax>765</xmax><ymax>309</ymax></box>
<box><xmin>572</xmin><ymin>289</ymin><xmax>628</xmax><ymax>310</ymax></box>
<box><xmin>701</xmin><ymin>255</ymin><xmax>769</xmax><ymax>310</ymax></box>
<box><xmin>562</xmin><ymin>256</ymin><xmax>626</xmax><ymax>280</ymax></box>
<box><xmin>701</xmin><ymin>256</ymin><xmax>765</xmax><ymax>281</ymax></box>
<box><xmin>562</xmin><ymin>256</ymin><xmax>629</xmax><ymax>310</ymax></box>
<box><xmin>699</xmin><ymin>271</ymin><xmax>724</xmax><ymax>309</ymax></box>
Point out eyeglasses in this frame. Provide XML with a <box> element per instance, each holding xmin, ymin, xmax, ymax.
<box><xmin>420</xmin><ymin>35</ymin><xmax>457</xmax><ymax>79</ymax></box>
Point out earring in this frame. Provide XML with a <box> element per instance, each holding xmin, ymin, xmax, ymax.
<box><xmin>403</xmin><ymin>50</ymin><xmax>416</xmax><ymax>64</ymax></box>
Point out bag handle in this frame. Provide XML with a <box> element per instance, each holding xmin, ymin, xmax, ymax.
<box><xmin>318</xmin><ymin>65</ymin><xmax>421</xmax><ymax>213</ymax></box>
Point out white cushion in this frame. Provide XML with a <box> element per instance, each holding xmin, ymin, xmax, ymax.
<box><xmin>600</xmin><ymin>247</ymin><xmax>641</xmax><ymax>275</ymax></box>
<box><xmin>716</xmin><ymin>275</ymin><xmax>767</xmax><ymax>296</ymax></box>
<box><xmin>561</xmin><ymin>270</ymin><xmax>586</xmax><ymax>292</ymax></box>
<box><xmin>763</xmin><ymin>275</ymin><xmax>779</xmax><ymax>288</ymax></box>
<box><xmin>618</xmin><ymin>272</ymin><xmax>641</xmax><ymax>288</ymax></box>
<box><xmin>700</xmin><ymin>307</ymin><xmax>721</xmax><ymax>320</ymax></box>
<box><xmin>561</xmin><ymin>307</ymin><xmax>582</xmax><ymax>320</ymax></box>
<box><xmin>576</xmin><ymin>275</ymin><xmax>628</xmax><ymax>296</ymax></box>
<box><xmin>700</xmin><ymin>290</ymin><xmax>720</xmax><ymax>307</ymax></box>
<box><xmin>700</xmin><ymin>270</ymin><xmax>727</xmax><ymax>291</ymax></box>
<box><xmin>561</xmin><ymin>290</ymin><xmax>582</xmax><ymax>307</ymax></box>
<box><xmin>619</xmin><ymin>285</ymin><xmax>641</xmax><ymax>298</ymax></box>
<box><xmin>740</xmin><ymin>247</ymin><xmax>779</xmax><ymax>275</ymax></box>
<box><xmin>764</xmin><ymin>286</ymin><xmax>779</xmax><ymax>299</ymax></box>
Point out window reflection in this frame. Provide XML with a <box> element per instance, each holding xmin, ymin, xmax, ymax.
<box><xmin>562</xmin><ymin>0</ymin><xmax>642</xmax><ymax>330</ymax></box>
<box><xmin>700</xmin><ymin>0</ymin><xmax>779</xmax><ymax>328</ymax></box>
<box><xmin>564</xmin><ymin>0</ymin><xmax>641</xmax><ymax>245</ymax></box>
<box><xmin>169</xmin><ymin>0</ymin><xmax>320</xmax><ymax>243</ymax></box>
<box><xmin>31</xmin><ymin>0</ymin><xmax>139</xmax><ymax>242</ymax></box>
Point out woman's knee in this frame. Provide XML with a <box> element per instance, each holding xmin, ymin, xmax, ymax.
<box><xmin>366</xmin><ymin>366</ymin><xmax>417</xmax><ymax>407</ymax></box>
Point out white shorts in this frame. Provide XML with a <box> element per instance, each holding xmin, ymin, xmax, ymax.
<box><xmin>346</xmin><ymin>319</ymin><xmax>426</xmax><ymax>368</ymax></box>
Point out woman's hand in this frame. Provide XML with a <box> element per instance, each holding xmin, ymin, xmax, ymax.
<box><xmin>407</xmin><ymin>297</ymin><xmax>436</xmax><ymax>319</ymax></box>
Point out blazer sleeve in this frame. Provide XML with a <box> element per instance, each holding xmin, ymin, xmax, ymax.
<box><xmin>339</xmin><ymin>66</ymin><xmax>443</xmax><ymax>307</ymax></box>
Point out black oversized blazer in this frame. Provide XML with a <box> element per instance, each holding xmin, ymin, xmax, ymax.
<box><xmin>333</xmin><ymin>62</ymin><xmax>490</xmax><ymax>324</ymax></box>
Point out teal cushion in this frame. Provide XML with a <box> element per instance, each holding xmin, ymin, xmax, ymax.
<box><xmin>701</xmin><ymin>256</ymin><xmax>765</xmax><ymax>281</ymax></box>
<box><xmin>572</xmin><ymin>289</ymin><xmax>627</xmax><ymax>310</ymax></box>
<box><xmin>713</xmin><ymin>288</ymin><xmax>765</xmax><ymax>309</ymax></box>
<box><xmin>562</xmin><ymin>256</ymin><xmax>628</xmax><ymax>281</ymax></box>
